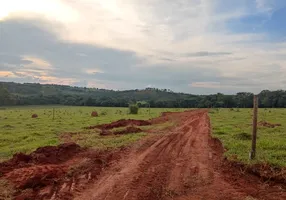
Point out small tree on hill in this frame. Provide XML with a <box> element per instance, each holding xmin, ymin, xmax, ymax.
<box><xmin>129</xmin><ymin>103</ymin><xmax>139</xmax><ymax>114</ymax></box>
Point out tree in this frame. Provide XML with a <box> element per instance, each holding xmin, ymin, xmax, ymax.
<box><xmin>2</xmin><ymin>81</ymin><xmax>286</xmax><ymax>108</ymax></box>
<box><xmin>0</xmin><ymin>85</ymin><xmax>12</xmax><ymax>105</ymax></box>
<box><xmin>85</xmin><ymin>97</ymin><xmax>94</xmax><ymax>106</ymax></box>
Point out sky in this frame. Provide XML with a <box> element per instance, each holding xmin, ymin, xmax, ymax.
<box><xmin>0</xmin><ymin>0</ymin><xmax>286</xmax><ymax>94</ymax></box>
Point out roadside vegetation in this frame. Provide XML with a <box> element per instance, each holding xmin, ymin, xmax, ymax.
<box><xmin>210</xmin><ymin>108</ymin><xmax>286</xmax><ymax>167</ymax></box>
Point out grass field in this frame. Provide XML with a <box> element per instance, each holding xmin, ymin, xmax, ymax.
<box><xmin>0</xmin><ymin>106</ymin><xmax>185</xmax><ymax>160</ymax></box>
<box><xmin>0</xmin><ymin>106</ymin><xmax>285</xmax><ymax>167</ymax></box>
<box><xmin>210</xmin><ymin>108</ymin><xmax>286</xmax><ymax>167</ymax></box>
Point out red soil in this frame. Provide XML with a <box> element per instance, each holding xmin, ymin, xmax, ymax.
<box><xmin>0</xmin><ymin>143</ymin><xmax>82</xmax><ymax>174</ymax></box>
<box><xmin>100</xmin><ymin>127</ymin><xmax>143</xmax><ymax>136</ymax></box>
<box><xmin>1</xmin><ymin>110</ymin><xmax>286</xmax><ymax>200</ymax></box>
<box><xmin>31</xmin><ymin>114</ymin><xmax>38</xmax><ymax>118</ymax></box>
<box><xmin>86</xmin><ymin>119</ymin><xmax>151</xmax><ymax>130</ymax></box>
<box><xmin>91</xmin><ymin>111</ymin><xmax>98</xmax><ymax>117</ymax></box>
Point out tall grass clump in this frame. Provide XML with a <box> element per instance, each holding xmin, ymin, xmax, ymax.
<box><xmin>129</xmin><ymin>103</ymin><xmax>139</xmax><ymax>114</ymax></box>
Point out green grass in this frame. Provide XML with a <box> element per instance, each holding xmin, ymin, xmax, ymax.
<box><xmin>0</xmin><ymin>106</ymin><xmax>185</xmax><ymax>160</ymax></box>
<box><xmin>209</xmin><ymin>108</ymin><xmax>286</xmax><ymax>167</ymax></box>
<box><xmin>1</xmin><ymin>106</ymin><xmax>285</xmax><ymax>167</ymax></box>
<box><xmin>70</xmin><ymin>130</ymin><xmax>148</xmax><ymax>149</ymax></box>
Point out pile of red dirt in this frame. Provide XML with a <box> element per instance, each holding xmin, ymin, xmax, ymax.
<box><xmin>31</xmin><ymin>114</ymin><xmax>38</xmax><ymax>118</ymax></box>
<box><xmin>5</xmin><ymin>164</ymin><xmax>67</xmax><ymax>189</ymax></box>
<box><xmin>258</xmin><ymin>121</ymin><xmax>281</xmax><ymax>128</ymax></box>
<box><xmin>91</xmin><ymin>111</ymin><xmax>98</xmax><ymax>117</ymax></box>
<box><xmin>0</xmin><ymin>142</ymin><xmax>126</xmax><ymax>199</ymax></box>
<box><xmin>86</xmin><ymin>119</ymin><xmax>151</xmax><ymax>130</ymax></box>
<box><xmin>0</xmin><ymin>143</ymin><xmax>82</xmax><ymax>174</ymax></box>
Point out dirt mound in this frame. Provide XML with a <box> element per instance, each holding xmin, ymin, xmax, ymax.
<box><xmin>31</xmin><ymin>114</ymin><xmax>38</xmax><ymax>118</ymax></box>
<box><xmin>31</xmin><ymin>142</ymin><xmax>82</xmax><ymax>163</ymax></box>
<box><xmin>86</xmin><ymin>119</ymin><xmax>151</xmax><ymax>130</ymax></box>
<box><xmin>258</xmin><ymin>121</ymin><xmax>281</xmax><ymax>128</ymax></box>
<box><xmin>0</xmin><ymin>143</ymin><xmax>126</xmax><ymax>200</ymax></box>
<box><xmin>0</xmin><ymin>143</ymin><xmax>82</xmax><ymax>174</ymax></box>
<box><xmin>5</xmin><ymin>164</ymin><xmax>67</xmax><ymax>189</ymax></box>
<box><xmin>91</xmin><ymin>111</ymin><xmax>98</xmax><ymax>117</ymax></box>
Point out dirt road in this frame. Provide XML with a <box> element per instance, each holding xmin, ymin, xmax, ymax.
<box><xmin>74</xmin><ymin>110</ymin><xmax>285</xmax><ymax>200</ymax></box>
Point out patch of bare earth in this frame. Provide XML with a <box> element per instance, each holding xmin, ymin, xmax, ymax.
<box><xmin>0</xmin><ymin>110</ymin><xmax>285</xmax><ymax>200</ymax></box>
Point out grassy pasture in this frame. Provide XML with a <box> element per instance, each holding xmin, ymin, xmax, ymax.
<box><xmin>210</xmin><ymin>108</ymin><xmax>286</xmax><ymax>167</ymax></box>
<box><xmin>0</xmin><ymin>106</ymin><xmax>285</xmax><ymax>167</ymax></box>
<box><xmin>0</xmin><ymin>106</ymin><xmax>185</xmax><ymax>160</ymax></box>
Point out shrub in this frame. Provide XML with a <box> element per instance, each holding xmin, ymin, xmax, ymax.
<box><xmin>129</xmin><ymin>103</ymin><xmax>139</xmax><ymax>114</ymax></box>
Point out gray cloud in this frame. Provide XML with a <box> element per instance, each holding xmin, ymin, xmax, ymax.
<box><xmin>0</xmin><ymin>54</ymin><xmax>33</xmax><ymax>65</ymax></box>
<box><xmin>184</xmin><ymin>51</ymin><xmax>232</xmax><ymax>57</ymax></box>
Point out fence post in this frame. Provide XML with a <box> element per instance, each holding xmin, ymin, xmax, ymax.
<box><xmin>250</xmin><ymin>95</ymin><xmax>258</xmax><ymax>160</ymax></box>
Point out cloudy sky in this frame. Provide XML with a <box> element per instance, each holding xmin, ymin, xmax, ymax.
<box><xmin>0</xmin><ymin>0</ymin><xmax>286</xmax><ymax>94</ymax></box>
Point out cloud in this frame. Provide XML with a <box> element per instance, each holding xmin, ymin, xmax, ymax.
<box><xmin>22</xmin><ymin>56</ymin><xmax>52</xmax><ymax>69</ymax></box>
<box><xmin>184</xmin><ymin>52</ymin><xmax>232</xmax><ymax>57</ymax></box>
<box><xmin>0</xmin><ymin>54</ymin><xmax>33</xmax><ymax>65</ymax></box>
<box><xmin>0</xmin><ymin>0</ymin><xmax>286</xmax><ymax>94</ymax></box>
<box><xmin>0</xmin><ymin>71</ymin><xmax>16</xmax><ymax>78</ymax></box>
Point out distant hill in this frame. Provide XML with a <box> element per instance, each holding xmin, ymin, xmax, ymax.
<box><xmin>1</xmin><ymin>81</ymin><xmax>286</xmax><ymax>108</ymax></box>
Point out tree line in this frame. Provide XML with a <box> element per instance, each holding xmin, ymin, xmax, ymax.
<box><xmin>1</xmin><ymin>82</ymin><xmax>286</xmax><ymax>108</ymax></box>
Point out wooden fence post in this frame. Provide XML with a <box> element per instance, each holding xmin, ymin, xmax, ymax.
<box><xmin>250</xmin><ymin>95</ymin><xmax>258</xmax><ymax>160</ymax></box>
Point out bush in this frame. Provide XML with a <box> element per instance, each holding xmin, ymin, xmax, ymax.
<box><xmin>129</xmin><ymin>103</ymin><xmax>139</xmax><ymax>114</ymax></box>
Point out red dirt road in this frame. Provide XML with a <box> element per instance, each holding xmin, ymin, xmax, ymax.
<box><xmin>74</xmin><ymin>110</ymin><xmax>285</xmax><ymax>200</ymax></box>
